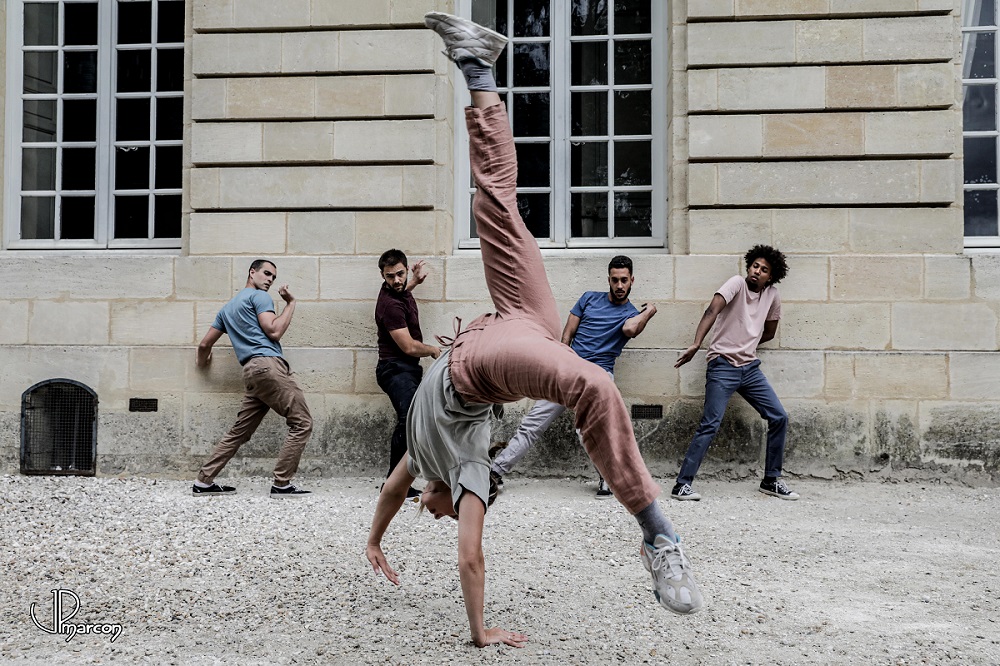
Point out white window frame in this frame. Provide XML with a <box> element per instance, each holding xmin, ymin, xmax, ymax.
<box><xmin>3</xmin><ymin>0</ymin><xmax>183</xmax><ymax>250</ymax></box>
<box><xmin>962</xmin><ymin>0</ymin><xmax>1000</xmax><ymax>249</ymax></box>
<box><xmin>454</xmin><ymin>0</ymin><xmax>667</xmax><ymax>251</ymax></box>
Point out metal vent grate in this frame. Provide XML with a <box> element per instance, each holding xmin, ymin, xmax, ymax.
<box><xmin>21</xmin><ymin>379</ymin><xmax>98</xmax><ymax>476</ymax></box>
<box><xmin>129</xmin><ymin>398</ymin><xmax>158</xmax><ymax>412</ymax></box>
<box><xmin>631</xmin><ymin>404</ymin><xmax>663</xmax><ymax>420</ymax></box>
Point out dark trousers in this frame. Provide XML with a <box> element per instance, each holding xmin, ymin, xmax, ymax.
<box><xmin>376</xmin><ymin>358</ymin><xmax>423</xmax><ymax>478</ymax></box>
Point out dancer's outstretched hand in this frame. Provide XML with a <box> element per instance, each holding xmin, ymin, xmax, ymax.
<box><xmin>365</xmin><ymin>544</ymin><xmax>400</xmax><ymax>585</ymax></box>
<box><xmin>411</xmin><ymin>259</ymin><xmax>429</xmax><ymax>285</ymax></box>
<box><xmin>477</xmin><ymin>627</ymin><xmax>528</xmax><ymax>648</ymax></box>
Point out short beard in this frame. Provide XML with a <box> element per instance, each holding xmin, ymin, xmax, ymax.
<box><xmin>609</xmin><ymin>285</ymin><xmax>631</xmax><ymax>304</ymax></box>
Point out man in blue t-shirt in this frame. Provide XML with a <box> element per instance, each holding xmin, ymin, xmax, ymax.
<box><xmin>490</xmin><ymin>255</ymin><xmax>657</xmax><ymax>498</ymax></box>
<box><xmin>192</xmin><ymin>259</ymin><xmax>313</xmax><ymax>498</ymax></box>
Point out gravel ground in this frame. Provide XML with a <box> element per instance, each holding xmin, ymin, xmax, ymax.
<box><xmin>1</xmin><ymin>474</ymin><xmax>998</xmax><ymax>665</ymax></box>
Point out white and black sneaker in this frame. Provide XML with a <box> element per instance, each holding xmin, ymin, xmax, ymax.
<box><xmin>270</xmin><ymin>483</ymin><xmax>311</xmax><ymax>499</ymax></box>
<box><xmin>424</xmin><ymin>11</ymin><xmax>509</xmax><ymax>67</ymax></box>
<box><xmin>640</xmin><ymin>534</ymin><xmax>704</xmax><ymax>615</ymax></box>
<box><xmin>595</xmin><ymin>476</ymin><xmax>613</xmax><ymax>499</ymax></box>
<box><xmin>192</xmin><ymin>483</ymin><xmax>236</xmax><ymax>497</ymax></box>
<box><xmin>670</xmin><ymin>482</ymin><xmax>701</xmax><ymax>501</ymax></box>
<box><xmin>758</xmin><ymin>478</ymin><xmax>799</xmax><ymax>500</ymax></box>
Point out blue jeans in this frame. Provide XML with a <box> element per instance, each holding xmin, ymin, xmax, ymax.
<box><xmin>676</xmin><ymin>357</ymin><xmax>787</xmax><ymax>486</ymax></box>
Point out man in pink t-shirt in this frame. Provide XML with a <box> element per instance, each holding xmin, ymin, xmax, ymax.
<box><xmin>671</xmin><ymin>245</ymin><xmax>799</xmax><ymax>502</ymax></box>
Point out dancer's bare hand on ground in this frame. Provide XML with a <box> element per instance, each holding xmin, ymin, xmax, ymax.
<box><xmin>365</xmin><ymin>544</ymin><xmax>400</xmax><ymax>585</ymax></box>
<box><xmin>476</xmin><ymin>627</ymin><xmax>528</xmax><ymax>648</ymax></box>
<box><xmin>277</xmin><ymin>285</ymin><xmax>295</xmax><ymax>303</ymax></box>
<box><xmin>674</xmin><ymin>344</ymin><xmax>700</xmax><ymax>368</ymax></box>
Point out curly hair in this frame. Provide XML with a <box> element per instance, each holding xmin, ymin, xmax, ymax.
<box><xmin>744</xmin><ymin>244</ymin><xmax>788</xmax><ymax>286</ymax></box>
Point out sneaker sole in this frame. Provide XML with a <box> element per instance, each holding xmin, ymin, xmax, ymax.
<box><xmin>191</xmin><ymin>492</ymin><xmax>236</xmax><ymax>497</ymax></box>
<box><xmin>269</xmin><ymin>494</ymin><xmax>311</xmax><ymax>499</ymax></box>
<box><xmin>670</xmin><ymin>494</ymin><xmax>701</xmax><ymax>501</ymax></box>
<box><xmin>595</xmin><ymin>492</ymin><xmax>614</xmax><ymax>500</ymax></box>
<box><xmin>424</xmin><ymin>12</ymin><xmax>508</xmax><ymax>44</ymax></box>
<box><xmin>758</xmin><ymin>488</ymin><xmax>799</xmax><ymax>500</ymax></box>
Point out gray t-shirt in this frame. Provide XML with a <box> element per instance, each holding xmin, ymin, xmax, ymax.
<box><xmin>406</xmin><ymin>349</ymin><xmax>494</xmax><ymax>513</ymax></box>
<box><xmin>212</xmin><ymin>288</ymin><xmax>283</xmax><ymax>365</ymax></box>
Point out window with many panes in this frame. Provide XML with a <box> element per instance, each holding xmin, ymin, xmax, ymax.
<box><xmin>4</xmin><ymin>0</ymin><xmax>184</xmax><ymax>249</ymax></box>
<box><xmin>456</xmin><ymin>0</ymin><xmax>666</xmax><ymax>249</ymax></box>
<box><xmin>963</xmin><ymin>0</ymin><xmax>1000</xmax><ymax>247</ymax></box>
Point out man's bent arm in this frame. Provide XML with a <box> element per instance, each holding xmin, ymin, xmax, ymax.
<box><xmin>560</xmin><ymin>313</ymin><xmax>581</xmax><ymax>346</ymax></box>
<box><xmin>388</xmin><ymin>328</ymin><xmax>441</xmax><ymax>359</ymax></box>
<box><xmin>759</xmin><ymin>319</ymin><xmax>778</xmax><ymax>345</ymax></box>
<box><xmin>674</xmin><ymin>293</ymin><xmax>727</xmax><ymax>368</ymax></box>
<box><xmin>196</xmin><ymin>327</ymin><xmax>224</xmax><ymax>367</ymax></box>
<box><xmin>622</xmin><ymin>303</ymin><xmax>657</xmax><ymax>338</ymax></box>
<box><xmin>258</xmin><ymin>286</ymin><xmax>297</xmax><ymax>342</ymax></box>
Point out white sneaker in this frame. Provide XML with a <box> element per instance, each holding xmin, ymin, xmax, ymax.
<box><xmin>640</xmin><ymin>534</ymin><xmax>704</xmax><ymax>615</ymax></box>
<box><xmin>424</xmin><ymin>11</ymin><xmax>509</xmax><ymax>67</ymax></box>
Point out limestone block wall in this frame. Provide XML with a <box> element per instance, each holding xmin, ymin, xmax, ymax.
<box><xmin>2</xmin><ymin>0</ymin><xmax>999</xmax><ymax>485</ymax></box>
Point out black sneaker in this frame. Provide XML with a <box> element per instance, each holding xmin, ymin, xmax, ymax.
<box><xmin>670</xmin><ymin>482</ymin><xmax>702</xmax><ymax>501</ymax></box>
<box><xmin>270</xmin><ymin>483</ymin><xmax>311</xmax><ymax>499</ymax></box>
<box><xmin>758</xmin><ymin>478</ymin><xmax>799</xmax><ymax>500</ymax></box>
<box><xmin>488</xmin><ymin>441</ymin><xmax>508</xmax><ymax>460</ymax></box>
<box><xmin>192</xmin><ymin>483</ymin><xmax>236</xmax><ymax>497</ymax></box>
<box><xmin>595</xmin><ymin>476</ymin><xmax>613</xmax><ymax>499</ymax></box>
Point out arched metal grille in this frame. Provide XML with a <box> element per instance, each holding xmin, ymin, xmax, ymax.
<box><xmin>21</xmin><ymin>379</ymin><xmax>98</xmax><ymax>476</ymax></box>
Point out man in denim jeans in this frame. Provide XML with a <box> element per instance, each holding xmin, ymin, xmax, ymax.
<box><xmin>672</xmin><ymin>245</ymin><xmax>798</xmax><ymax>502</ymax></box>
<box><xmin>375</xmin><ymin>249</ymin><xmax>441</xmax><ymax>501</ymax></box>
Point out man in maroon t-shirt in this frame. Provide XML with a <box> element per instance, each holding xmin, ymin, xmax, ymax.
<box><xmin>375</xmin><ymin>249</ymin><xmax>442</xmax><ymax>500</ymax></box>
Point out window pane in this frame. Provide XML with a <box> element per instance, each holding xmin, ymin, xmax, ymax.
<box><xmin>114</xmin><ymin>196</ymin><xmax>150</xmax><ymax>238</ymax></box>
<box><xmin>572</xmin><ymin>91</ymin><xmax>608</xmax><ymax>136</ymax></box>
<box><xmin>963</xmin><ymin>32</ymin><xmax>997</xmax><ymax>79</ymax></box>
<box><xmin>154</xmin><ymin>194</ymin><xmax>182</xmax><ymax>238</ymax></box>
<box><xmin>572</xmin><ymin>42</ymin><xmax>608</xmax><ymax>86</ymax></box>
<box><xmin>116</xmin><ymin>146</ymin><xmax>151</xmax><ymax>189</ymax></box>
<box><xmin>22</xmin><ymin>148</ymin><xmax>56</xmax><ymax>190</ymax></box>
<box><xmin>23</xmin><ymin>99</ymin><xmax>57</xmax><ymax>142</ymax></box>
<box><xmin>571</xmin><ymin>0</ymin><xmax>607</xmax><ymax>35</ymax></box>
<box><xmin>514</xmin><ymin>142</ymin><xmax>549</xmax><ymax>187</ymax></box>
<box><xmin>63</xmin><ymin>99</ymin><xmax>98</xmax><ymax>142</ymax></box>
<box><xmin>62</xmin><ymin>148</ymin><xmax>97</xmax><ymax>190</ymax></box>
<box><xmin>65</xmin><ymin>3</ymin><xmax>99</xmax><ymax>46</ymax></box>
<box><xmin>964</xmin><ymin>137</ymin><xmax>997</xmax><ymax>184</ymax></box>
<box><xmin>513</xmin><ymin>43</ymin><xmax>549</xmax><ymax>87</ymax></box>
<box><xmin>21</xmin><ymin>197</ymin><xmax>56</xmax><ymax>239</ymax></box>
<box><xmin>117</xmin><ymin>98</ymin><xmax>152</xmax><ymax>140</ymax></box>
<box><xmin>473</xmin><ymin>0</ymin><xmax>507</xmax><ymax>34</ymax></box>
<box><xmin>964</xmin><ymin>85</ymin><xmax>997</xmax><ymax>131</ymax></box>
<box><xmin>24</xmin><ymin>52</ymin><xmax>57</xmax><ymax>94</ymax></box>
<box><xmin>571</xmin><ymin>192</ymin><xmax>608</xmax><ymax>237</ymax></box>
<box><xmin>154</xmin><ymin>146</ymin><xmax>182</xmax><ymax>189</ymax></box>
<box><xmin>155</xmin><ymin>97</ymin><xmax>183</xmax><ymax>140</ymax></box>
<box><xmin>516</xmin><ymin>192</ymin><xmax>550</xmax><ymax>238</ymax></box>
<box><xmin>494</xmin><ymin>55</ymin><xmax>509</xmax><ymax>90</ymax></box>
<box><xmin>24</xmin><ymin>3</ymin><xmax>58</xmax><ymax>46</ymax></box>
<box><xmin>614</xmin><ymin>90</ymin><xmax>651</xmax><ymax>135</ymax></box>
<box><xmin>513</xmin><ymin>93</ymin><xmax>550</xmax><ymax>137</ymax></box>
<box><xmin>614</xmin><ymin>0</ymin><xmax>651</xmax><ymax>34</ymax></box>
<box><xmin>117</xmin><ymin>50</ymin><xmax>152</xmax><ymax>92</ymax></box>
<box><xmin>156</xmin><ymin>48</ymin><xmax>184</xmax><ymax>92</ymax></box>
<box><xmin>615</xmin><ymin>40</ymin><xmax>650</xmax><ymax>84</ymax></box>
<box><xmin>514</xmin><ymin>0</ymin><xmax>549</xmax><ymax>37</ymax></box>
<box><xmin>963</xmin><ymin>0</ymin><xmax>997</xmax><ymax>27</ymax></box>
<box><xmin>571</xmin><ymin>142</ymin><xmax>608</xmax><ymax>186</ymax></box>
<box><xmin>965</xmin><ymin>189</ymin><xmax>999</xmax><ymax>235</ymax></box>
<box><xmin>614</xmin><ymin>141</ymin><xmax>651</xmax><ymax>186</ymax></box>
<box><xmin>61</xmin><ymin>197</ymin><xmax>96</xmax><ymax>239</ymax></box>
<box><xmin>65</xmin><ymin>51</ymin><xmax>98</xmax><ymax>93</ymax></box>
<box><xmin>119</xmin><ymin>1</ymin><xmax>153</xmax><ymax>45</ymax></box>
<box><xmin>614</xmin><ymin>191</ymin><xmax>651</xmax><ymax>236</ymax></box>
<box><xmin>158</xmin><ymin>1</ymin><xmax>186</xmax><ymax>43</ymax></box>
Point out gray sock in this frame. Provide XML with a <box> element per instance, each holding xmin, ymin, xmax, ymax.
<box><xmin>635</xmin><ymin>500</ymin><xmax>676</xmax><ymax>545</ymax></box>
<box><xmin>459</xmin><ymin>59</ymin><xmax>498</xmax><ymax>92</ymax></box>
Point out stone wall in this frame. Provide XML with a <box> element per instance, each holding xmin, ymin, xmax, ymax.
<box><xmin>1</xmin><ymin>0</ymin><xmax>998</xmax><ymax>484</ymax></box>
